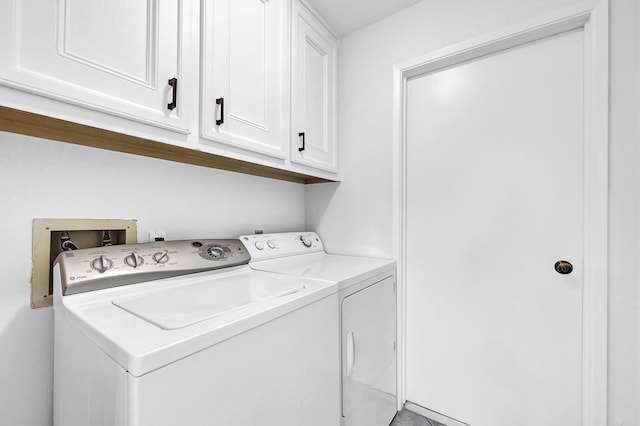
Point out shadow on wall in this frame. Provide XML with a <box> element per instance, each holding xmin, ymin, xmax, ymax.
<box><xmin>0</xmin><ymin>305</ymin><xmax>54</xmax><ymax>426</ymax></box>
<box><xmin>305</xmin><ymin>181</ymin><xmax>340</xmax><ymax>234</ymax></box>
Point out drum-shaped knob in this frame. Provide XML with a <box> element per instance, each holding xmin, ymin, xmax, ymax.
<box><xmin>124</xmin><ymin>252</ymin><xmax>144</xmax><ymax>268</ymax></box>
<box><xmin>90</xmin><ymin>255</ymin><xmax>113</xmax><ymax>274</ymax></box>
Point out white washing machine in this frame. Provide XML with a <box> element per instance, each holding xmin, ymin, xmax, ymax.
<box><xmin>239</xmin><ymin>232</ymin><xmax>398</xmax><ymax>426</ymax></box>
<box><xmin>53</xmin><ymin>239</ymin><xmax>340</xmax><ymax>426</ymax></box>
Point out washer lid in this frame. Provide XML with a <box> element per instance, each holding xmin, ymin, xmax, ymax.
<box><xmin>58</xmin><ymin>268</ymin><xmax>338</xmax><ymax>376</ymax></box>
<box><xmin>113</xmin><ymin>274</ymin><xmax>309</xmax><ymax>330</ymax></box>
<box><xmin>249</xmin><ymin>252</ymin><xmax>396</xmax><ymax>290</ymax></box>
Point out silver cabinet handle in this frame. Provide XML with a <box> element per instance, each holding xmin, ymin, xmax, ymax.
<box><xmin>346</xmin><ymin>331</ymin><xmax>355</xmax><ymax>377</ymax></box>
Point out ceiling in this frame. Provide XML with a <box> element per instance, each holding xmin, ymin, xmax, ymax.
<box><xmin>305</xmin><ymin>0</ymin><xmax>422</xmax><ymax>37</ymax></box>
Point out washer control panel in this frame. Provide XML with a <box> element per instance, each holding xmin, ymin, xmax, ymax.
<box><xmin>56</xmin><ymin>239</ymin><xmax>250</xmax><ymax>295</ymax></box>
<box><xmin>239</xmin><ymin>232</ymin><xmax>324</xmax><ymax>261</ymax></box>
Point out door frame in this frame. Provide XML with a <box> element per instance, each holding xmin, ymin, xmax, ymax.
<box><xmin>391</xmin><ymin>1</ymin><xmax>609</xmax><ymax>424</ymax></box>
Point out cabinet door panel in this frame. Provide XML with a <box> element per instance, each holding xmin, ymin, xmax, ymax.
<box><xmin>60</xmin><ymin>0</ymin><xmax>151</xmax><ymax>83</ymax></box>
<box><xmin>201</xmin><ymin>0</ymin><xmax>286</xmax><ymax>159</ymax></box>
<box><xmin>291</xmin><ymin>2</ymin><xmax>338</xmax><ymax>173</ymax></box>
<box><xmin>0</xmin><ymin>0</ymin><xmax>188</xmax><ymax>131</ymax></box>
<box><xmin>342</xmin><ymin>277</ymin><xmax>397</xmax><ymax>426</ymax></box>
<box><xmin>303</xmin><ymin>37</ymin><xmax>327</xmax><ymax>152</ymax></box>
<box><xmin>228</xmin><ymin>0</ymin><xmax>267</xmax><ymax>125</ymax></box>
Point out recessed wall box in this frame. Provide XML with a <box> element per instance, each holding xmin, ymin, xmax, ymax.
<box><xmin>31</xmin><ymin>218</ymin><xmax>137</xmax><ymax>308</ymax></box>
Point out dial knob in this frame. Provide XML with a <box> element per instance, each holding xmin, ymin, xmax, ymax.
<box><xmin>90</xmin><ymin>255</ymin><xmax>113</xmax><ymax>274</ymax></box>
<box><xmin>267</xmin><ymin>240</ymin><xmax>277</xmax><ymax>249</ymax></box>
<box><xmin>255</xmin><ymin>241</ymin><xmax>265</xmax><ymax>250</ymax></box>
<box><xmin>207</xmin><ymin>246</ymin><xmax>224</xmax><ymax>259</ymax></box>
<box><xmin>124</xmin><ymin>252</ymin><xmax>144</xmax><ymax>268</ymax></box>
<box><xmin>299</xmin><ymin>235</ymin><xmax>312</xmax><ymax>248</ymax></box>
<box><xmin>153</xmin><ymin>250</ymin><xmax>170</xmax><ymax>264</ymax></box>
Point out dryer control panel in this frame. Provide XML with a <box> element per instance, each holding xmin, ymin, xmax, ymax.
<box><xmin>239</xmin><ymin>232</ymin><xmax>324</xmax><ymax>261</ymax></box>
<box><xmin>56</xmin><ymin>239</ymin><xmax>250</xmax><ymax>295</ymax></box>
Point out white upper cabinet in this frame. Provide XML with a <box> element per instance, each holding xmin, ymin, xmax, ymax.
<box><xmin>0</xmin><ymin>0</ymin><xmax>339</xmax><ymax>181</ymax></box>
<box><xmin>0</xmin><ymin>0</ymin><xmax>191</xmax><ymax>132</ymax></box>
<box><xmin>291</xmin><ymin>1</ymin><xmax>338</xmax><ymax>173</ymax></box>
<box><xmin>201</xmin><ymin>0</ymin><xmax>288</xmax><ymax>159</ymax></box>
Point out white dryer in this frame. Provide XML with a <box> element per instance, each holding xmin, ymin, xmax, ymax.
<box><xmin>53</xmin><ymin>239</ymin><xmax>340</xmax><ymax>426</ymax></box>
<box><xmin>239</xmin><ymin>232</ymin><xmax>398</xmax><ymax>426</ymax></box>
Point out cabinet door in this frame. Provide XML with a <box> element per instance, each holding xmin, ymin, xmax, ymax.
<box><xmin>201</xmin><ymin>0</ymin><xmax>288</xmax><ymax>159</ymax></box>
<box><xmin>291</xmin><ymin>2</ymin><xmax>338</xmax><ymax>173</ymax></box>
<box><xmin>0</xmin><ymin>0</ymin><xmax>190</xmax><ymax>132</ymax></box>
<box><xmin>342</xmin><ymin>277</ymin><xmax>397</xmax><ymax>426</ymax></box>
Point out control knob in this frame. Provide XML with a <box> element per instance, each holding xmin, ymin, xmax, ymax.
<box><xmin>153</xmin><ymin>250</ymin><xmax>170</xmax><ymax>264</ymax></box>
<box><xmin>207</xmin><ymin>246</ymin><xmax>224</xmax><ymax>259</ymax></box>
<box><xmin>124</xmin><ymin>252</ymin><xmax>144</xmax><ymax>268</ymax></box>
<box><xmin>267</xmin><ymin>240</ymin><xmax>277</xmax><ymax>249</ymax></box>
<box><xmin>255</xmin><ymin>241</ymin><xmax>265</xmax><ymax>250</ymax></box>
<box><xmin>90</xmin><ymin>255</ymin><xmax>113</xmax><ymax>274</ymax></box>
<box><xmin>299</xmin><ymin>235</ymin><xmax>312</xmax><ymax>248</ymax></box>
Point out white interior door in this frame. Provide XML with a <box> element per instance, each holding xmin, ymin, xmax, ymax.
<box><xmin>405</xmin><ymin>29</ymin><xmax>584</xmax><ymax>426</ymax></box>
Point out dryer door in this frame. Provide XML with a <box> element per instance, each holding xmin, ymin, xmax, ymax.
<box><xmin>341</xmin><ymin>276</ymin><xmax>396</xmax><ymax>426</ymax></box>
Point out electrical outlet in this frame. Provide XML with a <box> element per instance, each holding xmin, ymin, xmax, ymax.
<box><xmin>149</xmin><ymin>230</ymin><xmax>167</xmax><ymax>242</ymax></box>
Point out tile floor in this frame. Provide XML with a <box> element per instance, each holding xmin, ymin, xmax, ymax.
<box><xmin>389</xmin><ymin>409</ymin><xmax>444</xmax><ymax>426</ymax></box>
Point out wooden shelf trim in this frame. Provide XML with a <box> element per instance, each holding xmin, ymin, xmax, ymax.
<box><xmin>0</xmin><ymin>106</ymin><xmax>334</xmax><ymax>184</ymax></box>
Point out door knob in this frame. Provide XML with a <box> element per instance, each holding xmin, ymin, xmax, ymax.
<box><xmin>554</xmin><ymin>260</ymin><xmax>573</xmax><ymax>274</ymax></box>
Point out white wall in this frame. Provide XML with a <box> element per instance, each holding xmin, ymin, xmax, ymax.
<box><xmin>0</xmin><ymin>131</ymin><xmax>305</xmax><ymax>425</ymax></box>
<box><xmin>608</xmin><ymin>0</ymin><xmax>640</xmax><ymax>423</ymax></box>
<box><xmin>307</xmin><ymin>0</ymin><xmax>639</xmax><ymax>424</ymax></box>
